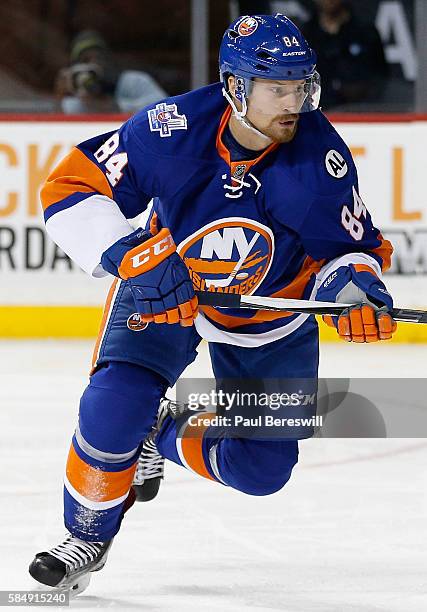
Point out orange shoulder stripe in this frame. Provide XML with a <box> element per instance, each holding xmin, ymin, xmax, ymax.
<box><xmin>41</xmin><ymin>147</ymin><xmax>113</xmax><ymax>211</ymax></box>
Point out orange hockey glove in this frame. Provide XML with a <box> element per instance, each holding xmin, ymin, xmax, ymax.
<box><xmin>323</xmin><ymin>305</ymin><xmax>397</xmax><ymax>342</ymax></box>
<box><xmin>317</xmin><ymin>263</ymin><xmax>397</xmax><ymax>343</ymax></box>
<box><xmin>101</xmin><ymin>227</ymin><xmax>198</xmax><ymax>327</ymax></box>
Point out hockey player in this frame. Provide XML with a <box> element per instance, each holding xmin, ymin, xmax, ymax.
<box><xmin>29</xmin><ymin>14</ymin><xmax>396</xmax><ymax>593</ymax></box>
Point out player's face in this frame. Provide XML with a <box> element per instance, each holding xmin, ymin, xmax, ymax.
<box><xmin>246</xmin><ymin>78</ymin><xmax>305</xmax><ymax>143</ymax></box>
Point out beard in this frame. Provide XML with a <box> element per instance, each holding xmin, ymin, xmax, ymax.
<box><xmin>260</xmin><ymin>114</ymin><xmax>299</xmax><ymax>143</ymax></box>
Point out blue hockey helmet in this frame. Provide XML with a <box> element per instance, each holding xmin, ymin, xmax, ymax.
<box><xmin>219</xmin><ymin>14</ymin><xmax>321</xmax><ymax>121</ymax></box>
<box><xmin>220</xmin><ymin>14</ymin><xmax>317</xmax><ymax>82</ymax></box>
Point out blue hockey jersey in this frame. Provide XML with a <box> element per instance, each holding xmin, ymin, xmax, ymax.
<box><xmin>41</xmin><ymin>82</ymin><xmax>392</xmax><ymax>346</ymax></box>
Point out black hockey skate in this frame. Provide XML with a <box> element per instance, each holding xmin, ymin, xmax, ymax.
<box><xmin>29</xmin><ymin>533</ymin><xmax>112</xmax><ymax>595</ymax></box>
<box><xmin>132</xmin><ymin>397</ymin><xmax>186</xmax><ymax>502</ymax></box>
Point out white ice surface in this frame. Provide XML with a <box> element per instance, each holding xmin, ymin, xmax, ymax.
<box><xmin>0</xmin><ymin>340</ymin><xmax>426</xmax><ymax>611</ymax></box>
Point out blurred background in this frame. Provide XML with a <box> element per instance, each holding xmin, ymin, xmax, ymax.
<box><xmin>0</xmin><ymin>0</ymin><xmax>424</xmax><ymax>114</ymax></box>
<box><xmin>0</xmin><ymin>0</ymin><xmax>426</xmax><ymax>342</ymax></box>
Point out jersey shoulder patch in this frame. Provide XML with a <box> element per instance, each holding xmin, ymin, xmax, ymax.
<box><xmin>130</xmin><ymin>83</ymin><xmax>224</xmax><ymax>161</ymax></box>
<box><xmin>147</xmin><ymin>101</ymin><xmax>188</xmax><ymax>138</ymax></box>
<box><xmin>324</xmin><ymin>148</ymin><xmax>348</xmax><ymax>179</ymax></box>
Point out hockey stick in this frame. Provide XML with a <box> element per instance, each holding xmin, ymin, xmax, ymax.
<box><xmin>196</xmin><ymin>291</ymin><xmax>427</xmax><ymax>324</ymax></box>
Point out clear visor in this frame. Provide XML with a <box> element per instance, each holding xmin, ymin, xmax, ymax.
<box><xmin>244</xmin><ymin>71</ymin><xmax>321</xmax><ymax>116</ymax></box>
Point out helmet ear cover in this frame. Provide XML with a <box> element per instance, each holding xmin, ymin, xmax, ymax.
<box><xmin>223</xmin><ymin>74</ymin><xmax>253</xmax><ymax>103</ymax></box>
<box><xmin>234</xmin><ymin>76</ymin><xmax>246</xmax><ymax>104</ymax></box>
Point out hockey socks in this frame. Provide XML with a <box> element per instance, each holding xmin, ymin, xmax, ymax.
<box><xmin>155</xmin><ymin>409</ymin><xmax>300</xmax><ymax>496</ymax></box>
<box><xmin>155</xmin><ymin>410</ymin><xmax>223</xmax><ymax>483</ymax></box>
<box><xmin>63</xmin><ymin>361</ymin><xmax>167</xmax><ymax>541</ymax></box>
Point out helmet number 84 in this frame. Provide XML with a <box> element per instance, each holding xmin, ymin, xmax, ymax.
<box><xmin>341</xmin><ymin>187</ymin><xmax>367</xmax><ymax>241</ymax></box>
<box><xmin>283</xmin><ymin>36</ymin><xmax>300</xmax><ymax>47</ymax></box>
<box><xmin>94</xmin><ymin>133</ymin><xmax>128</xmax><ymax>187</ymax></box>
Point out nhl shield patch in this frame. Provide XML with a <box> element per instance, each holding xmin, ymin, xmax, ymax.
<box><xmin>148</xmin><ymin>102</ymin><xmax>188</xmax><ymax>138</ymax></box>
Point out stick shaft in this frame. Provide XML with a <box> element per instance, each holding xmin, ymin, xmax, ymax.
<box><xmin>196</xmin><ymin>291</ymin><xmax>427</xmax><ymax>324</ymax></box>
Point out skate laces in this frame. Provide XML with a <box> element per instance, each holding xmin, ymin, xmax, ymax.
<box><xmin>134</xmin><ymin>436</ymin><xmax>165</xmax><ymax>482</ymax></box>
<box><xmin>49</xmin><ymin>534</ymin><xmax>105</xmax><ymax>570</ymax></box>
<box><xmin>133</xmin><ymin>397</ymin><xmax>182</xmax><ymax>484</ymax></box>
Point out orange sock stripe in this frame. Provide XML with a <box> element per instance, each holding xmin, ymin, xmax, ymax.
<box><xmin>180</xmin><ymin>415</ymin><xmax>217</xmax><ymax>482</ymax></box>
<box><xmin>66</xmin><ymin>444</ymin><xmax>136</xmax><ymax>502</ymax></box>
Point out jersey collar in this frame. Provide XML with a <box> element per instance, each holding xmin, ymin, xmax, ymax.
<box><xmin>216</xmin><ymin>106</ymin><xmax>279</xmax><ymax>181</ymax></box>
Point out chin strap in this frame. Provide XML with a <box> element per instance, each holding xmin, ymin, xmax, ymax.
<box><xmin>222</xmin><ymin>87</ymin><xmax>273</xmax><ymax>144</ymax></box>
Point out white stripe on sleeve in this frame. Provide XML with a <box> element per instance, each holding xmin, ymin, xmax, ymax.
<box><xmin>316</xmin><ymin>252</ymin><xmax>382</xmax><ymax>287</ymax></box>
<box><xmin>45</xmin><ymin>194</ymin><xmax>135</xmax><ymax>277</ymax></box>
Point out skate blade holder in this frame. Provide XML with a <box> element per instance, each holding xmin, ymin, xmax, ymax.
<box><xmin>32</xmin><ymin>572</ymin><xmax>92</xmax><ymax>598</ymax></box>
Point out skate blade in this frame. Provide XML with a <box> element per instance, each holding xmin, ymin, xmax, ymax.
<box><xmin>62</xmin><ymin>552</ymin><xmax>109</xmax><ymax>596</ymax></box>
<box><xmin>67</xmin><ymin>573</ymin><xmax>91</xmax><ymax>597</ymax></box>
<box><xmin>32</xmin><ymin>573</ymin><xmax>91</xmax><ymax>598</ymax></box>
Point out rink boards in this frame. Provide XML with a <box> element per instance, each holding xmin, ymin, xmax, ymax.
<box><xmin>0</xmin><ymin>114</ymin><xmax>426</xmax><ymax>340</ymax></box>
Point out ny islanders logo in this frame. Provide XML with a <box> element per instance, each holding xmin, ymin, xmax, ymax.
<box><xmin>237</xmin><ymin>17</ymin><xmax>259</xmax><ymax>37</ymax></box>
<box><xmin>177</xmin><ymin>218</ymin><xmax>274</xmax><ymax>294</ymax></box>
<box><xmin>127</xmin><ymin>313</ymin><xmax>148</xmax><ymax>332</ymax></box>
